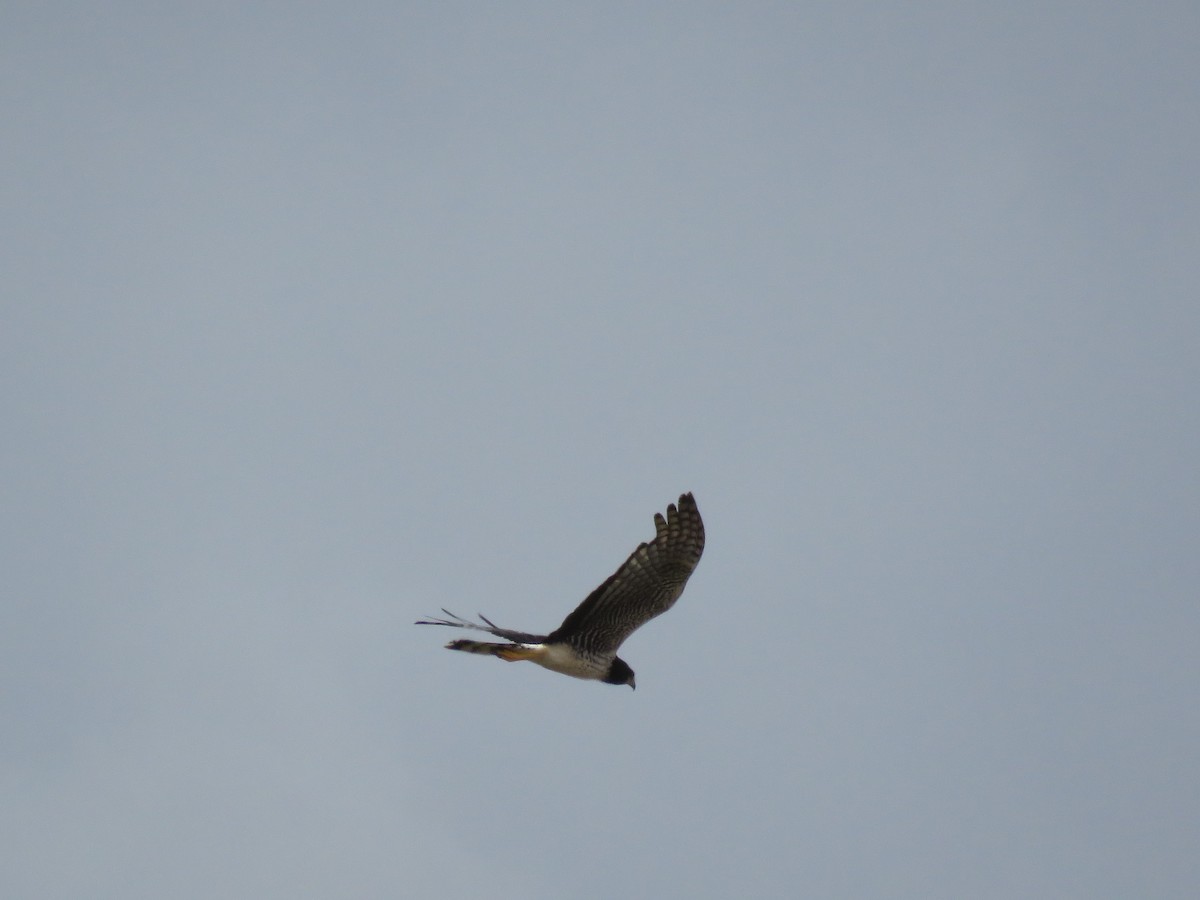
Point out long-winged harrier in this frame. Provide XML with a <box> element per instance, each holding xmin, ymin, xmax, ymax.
<box><xmin>416</xmin><ymin>493</ymin><xmax>704</xmax><ymax>689</ymax></box>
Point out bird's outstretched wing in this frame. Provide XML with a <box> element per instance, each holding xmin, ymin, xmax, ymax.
<box><xmin>547</xmin><ymin>492</ymin><xmax>704</xmax><ymax>655</ymax></box>
<box><xmin>414</xmin><ymin>609</ymin><xmax>548</xmax><ymax>645</ymax></box>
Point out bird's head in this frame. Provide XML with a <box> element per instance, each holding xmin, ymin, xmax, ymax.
<box><xmin>604</xmin><ymin>657</ymin><xmax>636</xmax><ymax>690</ymax></box>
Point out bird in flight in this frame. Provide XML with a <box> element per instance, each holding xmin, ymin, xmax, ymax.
<box><xmin>416</xmin><ymin>493</ymin><xmax>704</xmax><ymax>689</ymax></box>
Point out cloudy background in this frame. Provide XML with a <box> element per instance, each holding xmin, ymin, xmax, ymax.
<box><xmin>3</xmin><ymin>3</ymin><xmax>1197</xmax><ymax>898</ymax></box>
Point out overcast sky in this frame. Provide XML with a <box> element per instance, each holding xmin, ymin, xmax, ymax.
<box><xmin>3</xmin><ymin>3</ymin><xmax>1198</xmax><ymax>898</ymax></box>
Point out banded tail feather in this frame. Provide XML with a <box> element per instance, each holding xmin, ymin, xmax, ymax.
<box><xmin>446</xmin><ymin>639</ymin><xmax>537</xmax><ymax>661</ymax></box>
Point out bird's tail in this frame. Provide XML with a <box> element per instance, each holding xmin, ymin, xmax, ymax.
<box><xmin>446</xmin><ymin>639</ymin><xmax>537</xmax><ymax>662</ymax></box>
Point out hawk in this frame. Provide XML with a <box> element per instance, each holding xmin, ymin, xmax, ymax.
<box><xmin>416</xmin><ymin>493</ymin><xmax>704</xmax><ymax>689</ymax></box>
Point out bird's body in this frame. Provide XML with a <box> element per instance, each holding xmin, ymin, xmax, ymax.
<box><xmin>443</xmin><ymin>639</ymin><xmax>613</xmax><ymax>680</ymax></box>
<box><xmin>416</xmin><ymin>493</ymin><xmax>704</xmax><ymax>689</ymax></box>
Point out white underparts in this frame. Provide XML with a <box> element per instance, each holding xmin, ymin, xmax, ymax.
<box><xmin>521</xmin><ymin>643</ymin><xmax>610</xmax><ymax>681</ymax></box>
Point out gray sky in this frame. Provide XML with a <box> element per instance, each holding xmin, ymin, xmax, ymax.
<box><xmin>3</xmin><ymin>3</ymin><xmax>1198</xmax><ymax>898</ymax></box>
